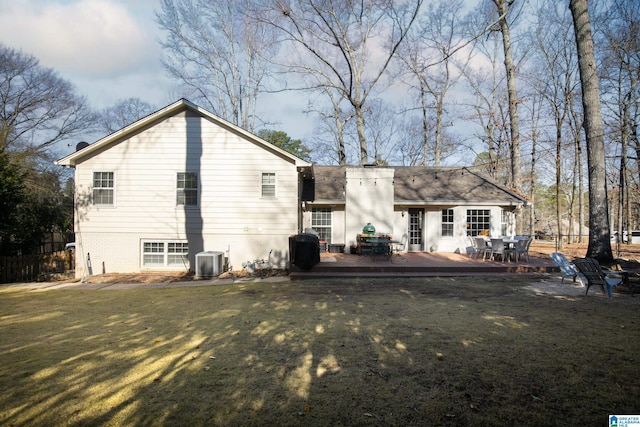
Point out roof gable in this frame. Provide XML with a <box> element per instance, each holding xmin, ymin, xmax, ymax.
<box><xmin>56</xmin><ymin>99</ymin><xmax>311</xmax><ymax>168</ymax></box>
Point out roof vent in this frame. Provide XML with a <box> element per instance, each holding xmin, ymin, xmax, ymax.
<box><xmin>76</xmin><ymin>141</ymin><xmax>89</xmax><ymax>151</ymax></box>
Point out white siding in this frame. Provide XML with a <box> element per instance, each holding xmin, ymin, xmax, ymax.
<box><xmin>73</xmin><ymin>113</ymin><xmax>299</xmax><ymax>275</ymax></box>
<box><xmin>344</xmin><ymin>167</ymin><xmax>394</xmax><ymax>241</ymax></box>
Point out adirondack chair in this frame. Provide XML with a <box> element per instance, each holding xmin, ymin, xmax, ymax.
<box><xmin>550</xmin><ymin>252</ymin><xmax>579</xmax><ymax>283</ymax></box>
<box><xmin>572</xmin><ymin>257</ymin><xmax>624</xmax><ymax>298</ymax></box>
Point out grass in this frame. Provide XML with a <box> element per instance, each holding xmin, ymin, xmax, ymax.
<box><xmin>1</xmin><ymin>276</ymin><xmax>639</xmax><ymax>426</ymax></box>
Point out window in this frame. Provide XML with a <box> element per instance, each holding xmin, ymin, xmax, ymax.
<box><xmin>442</xmin><ymin>209</ymin><xmax>454</xmax><ymax>237</ymax></box>
<box><xmin>142</xmin><ymin>241</ymin><xmax>189</xmax><ymax>268</ymax></box>
<box><xmin>261</xmin><ymin>172</ymin><xmax>276</xmax><ymax>197</ymax></box>
<box><xmin>312</xmin><ymin>208</ymin><xmax>332</xmax><ymax>243</ymax></box>
<box><xmin>93</xmin><ymin>172</ymin><xmax>114</xmax><ymax>205</ymax></box>
<box><xmin>168</xmin><ymin>242</ymin><xmax>190</xmax><ymax>266</ymax></box>
<box><xmin>177</xmin><ymin>172</ymin><xmax>198</xmax><ymax>206</ymax></box>
<box><xmin>501</xmin><ymin>210</ymin><xmax>509</xmax><ymax>236</ymax></box>
<box><xmin>143</xmin><ymin>242</ymin><xmax>164</xmax><ymax>267</ymax></box>
<box><xmin>466</xmin><ymin>209</ymin><xmax>490</xmax><ymax>236</ymax></box>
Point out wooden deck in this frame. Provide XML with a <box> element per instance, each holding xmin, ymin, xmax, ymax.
<box><xmin>290</xmin><ymin>251</ymin><xmax>559</xmax><ymax>279</ymax></box>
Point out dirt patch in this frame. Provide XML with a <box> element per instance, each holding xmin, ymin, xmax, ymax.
<box><xmin>84</xmin><ymin>269</ymin><xmax>288</xmax><ymax>285</ymax></box>
<box><xmin>85</xmin><ymin>271</ymin><xmax>195</xmax><ymax>284</ymax></box>
<box><xmin>1</xmin><ymin>276</ymin><xmax>638</xmax><ymax>426</ymax></box>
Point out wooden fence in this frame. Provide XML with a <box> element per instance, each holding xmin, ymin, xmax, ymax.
<box><xmin>0</xmin><ymin>250</ymin><xmax>74</xmax><ymax>284</ymax></box>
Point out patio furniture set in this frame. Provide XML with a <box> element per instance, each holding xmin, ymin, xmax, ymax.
<box><xmin>353</xmin><ymin>223</ymin><xmax>406</xmax><ymax>261</ymax></box>
<box><xmin>355</xmin><ymin>232</ymin><xmax>406</xmax><ymax>261</ymax></box>
<box><xmin>471</xmin><ymin>236</ymin><xmax>533</xmax><ymax>263</ymax></box>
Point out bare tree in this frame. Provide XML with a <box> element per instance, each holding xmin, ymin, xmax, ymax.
<box><xmin>156</xmin><ymin>0</ymin><xmax>277</xmax><ymax>131</ymax></box>
<box><xmin>488</xmin><ymin>0</ymin><xmax>523</xmax><ymax>193</ymax></box>
<box><xmin>306</xmin><ymin>82</ymin><xmax>353</xmax><ymax>165</ymax></box>
<box><xmin>461</xmin><ymin>33</ymin><xmax>511</xmax><ymax>183</ymax></box>
<box><xmin>522</xmin><ymin>90</ymin><xmax>542</xmax><ymax>237</ymax></box>
<box><xmin>396</xmin><ymin>0</ymin><xmax>467</xmax><ymax>166</ymax></box>
<box><xmin>394</xmin><ymin>114</ymin><xmax>432</xmax><ymax>166</ymax></box>
<box><xmin>363</xmin><ymin>99</ymin><xmax>402</xmax><ymax>165</ymax></box>
<box><xmin>0</xmin><ymin>44</ymin><xmax>95</xmax><ymax>162</ymax></box>
<box><xmin>567</xmin><ymin>92</ymin><xmax>586</xmax><ymax>243</ymax></box>
<box><xmin>99</xmin><ymin>98</ymin><xmax>157</xmax><ymax>135</ymax></box>
<box><xmin>258</xmin><ymin>0</ymin><xmax>423</xmax><ymax>165</ymax></box>
<box><xmin>0</xmin><ymin>44</ymin><xmax>91</xmax><ymax>255</ymax></box>
<box><xmin>569</xmin><ymin>0</ymin><xmax>613</xmax><ymax>262</ymax></box>
<box><xmin>527</xmin><ymin>0</ymin><xmax>581</xmax><ymax>247</ymax></box>
<box><xmin>599</xmin><ymin>0</ymin><xmax>640</xmax><ymax>242</ymax></box>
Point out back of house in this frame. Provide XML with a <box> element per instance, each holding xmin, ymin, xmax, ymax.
<box><xmin>56</xmin><ymin>99</ymin><xmax>310</xmax><ymax>278</ymax></box>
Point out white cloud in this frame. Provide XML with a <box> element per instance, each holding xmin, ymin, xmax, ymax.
<box><xmin>0</xmin><ymin>0</ymin><xmax>159</xmax><ymax>78</ymax></box>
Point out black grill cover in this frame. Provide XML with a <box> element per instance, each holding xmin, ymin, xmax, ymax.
<box><xmin>290</xmin><ymin>234</ymin><xmax>320</xmax><ymax>270</ymax></box>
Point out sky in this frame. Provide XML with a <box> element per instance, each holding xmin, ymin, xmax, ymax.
<box><xmin>0</xmin><ymin>0</ymin><xmax>312</xmax><ymax>141</ymax></box>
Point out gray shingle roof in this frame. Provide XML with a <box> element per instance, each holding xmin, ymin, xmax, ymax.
<box><xmin>306</xmin><ymin>165</ymin><xmax>528</xmax><ymax>206</ymax></box>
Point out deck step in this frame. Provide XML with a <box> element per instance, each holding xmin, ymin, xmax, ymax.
<box><xmin>291</xmin><ymin>264</ymin><xmax>558</xmax><ymax>280</ymax></box>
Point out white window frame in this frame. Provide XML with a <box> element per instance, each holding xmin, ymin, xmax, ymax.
<box><xmin>92</xmin><ymin>171</ymin><xmax>115</xmax><ymax>206</ymax></box>
<box><xmin>311</xmin><ymin>208</ymin><xmax>332</xmax><ymax>243</ymax></box>
<box><xmin>141</xmin><ymin>240</ymin><xmax>190</xmax><ymax>269</ymax></box>
<box><xmin>261</xmin><ymin>172</ymin><xmax>276</xmax><ymax>198</ymax></box>
<box><xmin>441</xmin><ymin>208</ymin><xmax>454</xmax><ymax>237</ymax></box>
<box><xmin>177</xmin><ymin>172</ymin><xmax>198</xmax><ymax>206</ymax></box>
<box><xmin>466</xmin><ymin>209</ymin><xmax>491</xmax><ymax>236</ymax></box>
<box><xmin>501</xmin><ymin>210</ymin><xmax>509</xmax><ymax>236</ymax></box>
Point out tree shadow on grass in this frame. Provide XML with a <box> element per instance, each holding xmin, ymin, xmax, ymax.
<box><xmin>0</xmin><ymin>277</ymin><xmax>639</xmax><ymax>426</ymax></box>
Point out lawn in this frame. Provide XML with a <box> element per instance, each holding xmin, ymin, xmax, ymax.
<box><xmin>0</xmin><ymin>276</ymin><xmax>639</xmax><ymax>426</ymax></box>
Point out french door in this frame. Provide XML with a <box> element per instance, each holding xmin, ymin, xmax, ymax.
<box><xmin>408</xmin><ymin>209</ymin><xmax>424</xmax><ymax>252</ymax></box>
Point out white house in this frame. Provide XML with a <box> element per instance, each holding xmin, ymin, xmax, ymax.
<box><xmin>300</xmin><ymin>165</ymin><xmax>529</xmax><ymax>255</ymax></box>
<box><xmin>56</xmin><ymin>99</ymin><xmax>311</xmax><ymax>277</ymax></box>
<box><xmin>56</xmin><ymin>99</ymin><xmax>528</xmax><ymax>277</ymax></box>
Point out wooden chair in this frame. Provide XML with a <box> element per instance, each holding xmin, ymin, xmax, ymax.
<box><xmin>550</xmin><ymin>252</ymin><xmax>579</xmax><ymax>283</ymax></box>
<box><xmin>572</xmin><ymin>257</ymin><xmax>624</xmax><ymax>298</ymax></box>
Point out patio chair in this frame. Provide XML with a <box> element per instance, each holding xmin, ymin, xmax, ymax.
<box><xmin>490</xmin><ymin>238</ymin><xmax>514</xmax><ymax>263</ymax></box>
<box><xmin>391</xmin><ymin>234</ymin><xmax>408</xmax><ymax>261</ymax></box>
<box><xmin>393</xmin><ymin>234</ymin><xmax>407</xmax><ymax>258</ymax></box>
<box><xmin>514</xmin><ymin>238</ymin><xmax>532</xmax><ymax>263</ymax></box>
<box><xmin>468</xmin><ymin>236</ymin><xmax>478</xmax><ymax>258</ymax></box>
<box><xmin>474</xmin><ymin>237</ymin><xmax>491</xmax><ymax>260</ymax></box>
<box><xmin>550</xmin><ymin>252</ymin><xmax>579</xmax><ymax>283</ymax></box>
<box><xmin>572</xmin><ymin>257</ymin><xmax>624</xmax><ymax>298</ymax></box>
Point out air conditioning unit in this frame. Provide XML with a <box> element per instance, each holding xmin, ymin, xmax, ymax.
<box><xmin>196</xmin><ymin>251</ymin><xmax>224</xmax><ymax>278</ymax></box>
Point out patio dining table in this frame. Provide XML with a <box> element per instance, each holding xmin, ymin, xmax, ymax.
<box><xmin>365</xmin><ymin>237</ymin><xmax>400</xmax><ymax>261</ymax></box>
<box><xmin>485</xmin><ymin>237</ymin><xmax>520</xmax><ymax>262</ymax></box>
<box><xmin>502</xmin><ymin>238</ymin><xmax>519</xmax><ymax>248</ymax></box>
<box><xmin>484</xmin><ymin>237</ymin><xmax>518</xmax><ymax>247</ymax></box>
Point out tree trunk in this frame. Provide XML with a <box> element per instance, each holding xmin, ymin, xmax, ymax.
<box><xmin>494</xmin><ymin>0</ymin><xmax>521</xmax><ymax>192</ymax></box>
<box><xmin>555</xmin><ymin>118</ymin><xmax>563</xmax><ymax>249</ymax></box>
<box><xmin>420</xmin><ymin>82</ymin><xmax>430</xmax><ymax>167</ymax></box>
<box><xmin>355</xmin><ymin>103</ymin><xmax>368</xmax><ymax>165</ymax></box>
<box><xmin>569</xmin><ymin>0</ymin><xmax>613</xmax><ymax>262</ymax></box>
